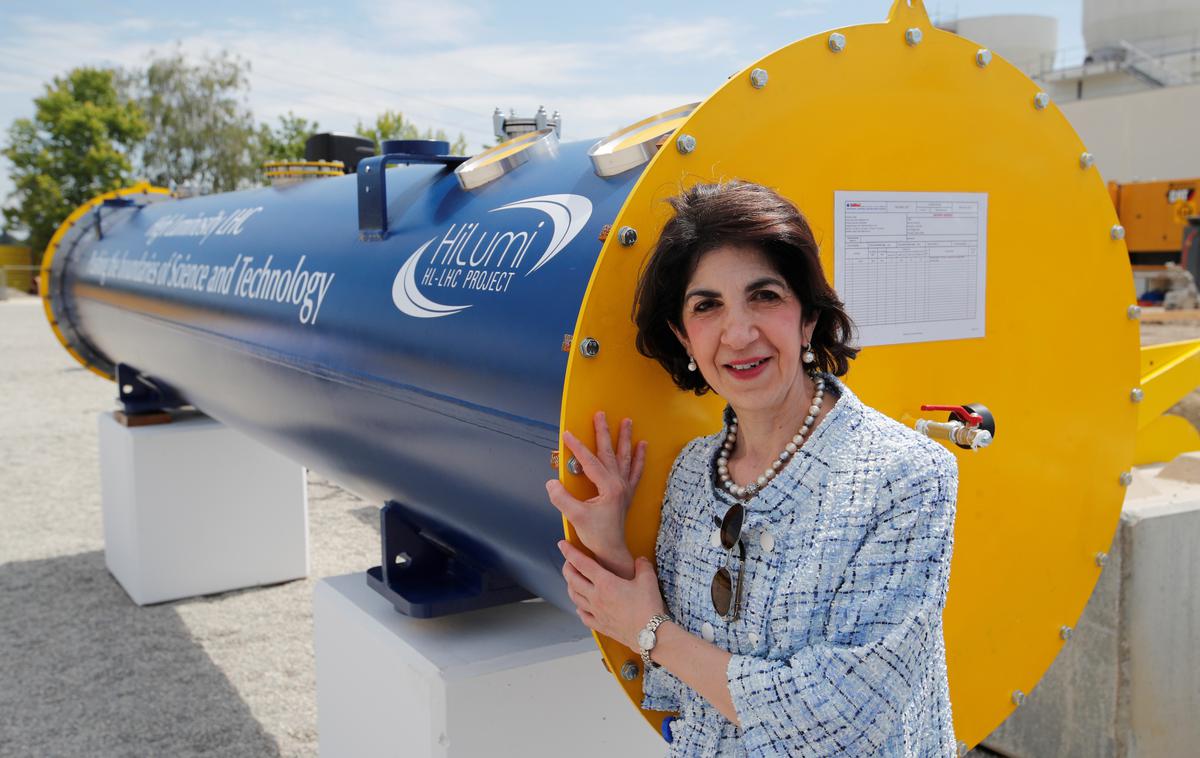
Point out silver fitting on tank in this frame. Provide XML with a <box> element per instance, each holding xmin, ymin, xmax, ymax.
<box><xmin>828</xmin><ymin>32</ymin><xmax>846</xmax><ymax>52</ymax></box>
<box><xmin>1111</xmin><ymin>224</ymin><xmax>1126</xmax><ymax>240</ymax></box>
<box><xmin>1127</xmin><ymin>304</ymin><xmax>1142</xmax><ymax>320</ymax></box>
<box><xmin>579</xmin><ymin>337</ymin><xmax>600</xmax><ymax>357</ymax></box>
<box><xmin>905</xmin><ymin>27</ymin><xmax>923</xmax><ymax>46</ymax></box>
<box><xmin>1119</xmin><ymin>471</ymin><xmax>1133</xmax><ymax>487</ymax></box>
<box><xmin>1095</xmin><ymin>551</ymin><xmax>1108</xmax><ymax>567</ymax></box>
<box><xmin>975</xmin><ymin>48</ymin><xmax>992</xmax><ymax>67</ymax></box>
<box><xmin>617</xmin><ymin>226</ymin><xmax>638</xmax><ymax>246</ymax></box>
<box><xmin>1012</xmin><ymin>690</ymin><xmax>1026</xmax><ymax>706</ymax></box>
<box><xmin>1130</xmin><ymin>387</ymin><xmax>1144</xmax><ymax>403</ymax></box>
<box><xmin>676</xmin><ymin>134</ymin><xmax>697</xmax><ymax>154</ymax></box>
<box><xmin>749</xmin><ymin>68</ymin><xmax>769</xmax><ymax>88</ymax></box>
<box><xmin>566</xmin><ymin>457</ymin><xmax>583</xmax><ymax>476</ymax></box>
<box><xmin>1060</xmin><ymin>625</ymin><xmax>1073</xmax><ymax>640</ymax></box>
<box><xmin>1080</xmin><ymin>151</ymin><xmax>1095</xmax><ymax>169</ymax></box>
<box><xmin>1034</xmin><ymin>92</ymin><xmax>1050</xmax><ymax>110</ymax></box>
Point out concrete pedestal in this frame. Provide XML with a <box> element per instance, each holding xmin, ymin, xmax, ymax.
<box><xmin>982</xmin><ymin>454</ymin><xmax>1200</xmax><ymax>757</ymax></box>
<box><xmin>98</xmin><ymin>411</ymin><xmax>309</xmax><ymax>605</ymax></box>
<box><xmin>314</xmin><ymin>573</ymin><xmax>666</xmax><ymax>758</ymax></box>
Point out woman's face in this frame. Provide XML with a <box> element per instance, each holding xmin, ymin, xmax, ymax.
<box><xmin>674</xmin><ymin>244</ymin><xmax>815</xmax><ymax>417</ymax></box>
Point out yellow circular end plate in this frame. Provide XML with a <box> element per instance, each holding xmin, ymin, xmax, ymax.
<box><xmin>40</xmin><ymin>181</ymin><xmax>172</xmax><ymax>380</ymax></box>
<box><xmin>560</xmin><ymin>0</ymin><xmax>1137</xmax><ymax>746</ymax></box>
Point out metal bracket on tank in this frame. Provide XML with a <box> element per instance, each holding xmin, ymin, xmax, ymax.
<box><xmin>366</xmin><ymin>501</ymin><xmax>534</xmax><ymax>618</ymax></box>
<box><xmin>92</xmin><ymin>196</ymin><xmax>140</xmax><ymax>240</ymax></box>
<box><xmin>116</xmin><ymin>363</ymin><xmax>187</xmax><ymax>416</ymax></box>
<box><xmin>357</xmin><ymin>144</ymin><xmax>469</xmax><ymax>241</ymax></box>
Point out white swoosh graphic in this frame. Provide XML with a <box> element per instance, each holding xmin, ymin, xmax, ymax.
<box><xmin>489</xmin><ymin>194</ymin><xmax>593</xmax><ymax>275</ymax></box>
<box><xmin>391</xmin><ymin>238</ymin><xmax>471</xmax><ymax>318</ymax></box>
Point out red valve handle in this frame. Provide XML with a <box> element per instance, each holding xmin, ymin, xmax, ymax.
<box><xmin>920</xmin><ymin>404</ymin><xmax>984</xmax><ymax>426</ymax></box>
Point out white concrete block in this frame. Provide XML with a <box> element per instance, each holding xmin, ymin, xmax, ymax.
<box><xmin>314</xmin><ymin>573</ymin><xmax>666</xmax><ymax>758</ymax></box>
<box><xmin>98</xmin><ymin>411</ymin><xmax>308</xmax><ymax>605</ymax></box>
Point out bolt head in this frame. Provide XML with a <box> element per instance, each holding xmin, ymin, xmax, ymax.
<box><xmin>394</xmin><ymin>552</ymin><xmax>412</xmax><ymax>566</ymax></box>
<box><xmin>579</xmin><ymin>337</ymin><xmax>600</xmax><ymax>358</ymax></box>
<box><xmin>1131</xmin><ymin>387</ymin><xmax>1144</xmax><ymax>403</ymax></box>
<box><xmin>620</xmin><ymin>660</ymin><xmax>640</xmax><ymax>681</ymax></box>
<box><xmin>1060</xmin><ymin>625</ymin><xmax>1073</xmax><ymax>640</ymax></box>
<box><xmin>976</xmin><ymin>48</ymin><xmax>992</xmax><ymax>67</ymax></box>
<box><xmin>1080</xmin><ymin>151</ymin><xmax>1095</xmax><ymax>168</ymax></box>
<box><xmin>1119</xmin><ymin>471</ymin><xmax>1134</xmax><ymax>487</ymax></box>
<box><xmin>749</xmin><ymin>68</ymin><xmax>769</xmax><ymax>88</ymax></box>
<box><xmin>566</xmin><ymin>457</ymin><xmax>583</xmax><ymax>476</ymax></box>
<box><xmin>828</xmin><ymin>32</ymin><xmax>846</xmax><ymax>52</ymax></box>
<box><xmin>1111</xmin><ymin>224</ymin><xmax>1126</xmax><ymax>240</ymax></box>
<box><xmin>617</xmin><ymin>226</ymin><xmax>637</xmax><ymax>246</ymax></box>
<box><xmin>1034</xmin><ymin>92</ymin><xmax>1050</xmax><ymax>109</ymax></box>
<box><xmin>676</xmin><ymin>133</ymin><xmax>697</xmax><ymax>154</ymax></box>
<box><xmin>1127</xmin><ymin>304</ymin><xmax>1142</xmax><ymax>320</ymax></box>
<box><xmin>1012</xmin><ymin>689</ymin><xmax>1026</xmax><ymax>706</ymax></box>
<box><xmin>957</xmin><ymin>741</ymin><xmax>970</xmax><ymax>757</ymax></box>
<box><xmin>1096</xmin><ymin>552</ymin><xmax>1108</xmax><ymax>567</ymax></box>
<box><xmin>905</xmin><ymin>27</ymin><xmax>923</xmax><ymax>46</ymax></box>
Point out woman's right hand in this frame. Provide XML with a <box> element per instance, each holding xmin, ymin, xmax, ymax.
<box><xmin>546</xmin><ymin>411</ymin><xmax>647</xmax><ymax>577</ymax></box>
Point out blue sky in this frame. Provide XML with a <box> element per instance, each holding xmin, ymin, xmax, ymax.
<box><xmin>0</xmin><ymin>1</ymin><xmax>1085</xmax><ymax>218</ymax></box>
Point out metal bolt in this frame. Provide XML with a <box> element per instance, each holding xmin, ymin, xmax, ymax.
<box><xmin>122</xmin><ymin>384</ymin><xmax>133</xmax><ymax>395</ymax></box>
<box><xmin>579</xmin><ymin>337</ymin><xmax>600</xmax><ymax>357</ymax></box>
<box><xmin>676</xmin><ymin>133</ymin><xmax>697</xmax><ymax>154</ymax></box>
<box><xmin>975</xmin><ymin>48</ymin><xmax>992</xmax><ymax>67</ymax></box>
<box><xmin>364</xmin><ymin>165</ymin><xmax>372</xmax><ymax>174</ymax></box>
<box><xmin>1080</xmin><ymin>151</ymin><xmax>1095</xmax><ymax>169</ymax></box>
<box><xmin>1130</xmin><ymin>387</ymin><xmax>1144</xmax><ymax>403</ymax></box>
<box><xmin>394</xmin><ymin>552</ymin><xmax>411</xmax><ymax>566</ymax></box>
<box><xmin>1095</xmin><ymin>551</ymin><xmax>1108</xmax><ymax>567</ymax></box>
<box><xmin>957</xmin><ymin>741</ymin><xmax>970</xmax><ymax>757</ymax></box>
<box><xmin>749</xmin><ymin>68</ymin><xmax>769</xmax><ymax>88</ymax></box>
<box><xmin>905</xmin><ymin>27</ymin><xmax>923</xmax><ymax>46</ymax></box>
<box><xmin>1119</xmin><ymin>471</ymin><xmax>1134</xmax><ymax>487</ymax></box>
<box><xmin>1127</xmin><ymin>304</ymin><xmax>1142</xmax><ymax>320</ymax></box>
<box><xmin>828</xmin><ymin>32</ymin><xmax>846</xmax><ymax>52</ymax></box>
<box><xmin>1012</xmin><ymin>689</ymin><xmax>1026</xmax><ymax>706</ymax></box>
<box><xmin>620</xmin><ymin>660</ymin><xmax>640</xmax><ymax>681</ymax></box>
<box><xmin>566</xmin><ymin>457</ymin><xmax>583</xmax><ymax>475</ymax></box>
<box><xmin>1111</xmin><ymin>224</ymin><xmax>1126</xmax><ymax>240</ymax></box>
<box><xmin>1060</xmin><ymin>625</ymin><xmax>1073</xmax><ymax>640</ymax></box>
<box><xmin>1034</xmin><ymin>92</ymin><xmax>1050</xmax><ymax>109</ymax></box>
<box><xmin>617</xmin><ymin>226</ymin><xmax>638</xmax><ymax>246</ymax></box>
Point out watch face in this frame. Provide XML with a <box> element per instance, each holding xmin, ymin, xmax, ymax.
<box><xmin>637</xmin><ymin>628</ymin><xmax>656</xmax><ymax>650</ymax></box>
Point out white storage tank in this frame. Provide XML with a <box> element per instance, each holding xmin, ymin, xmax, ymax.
<box><xmin>952</xmin><ymin>15</ymin><xmax>1059</xmax><ymax>75</ymax></box>
<box><xmin>1084</xmin><ymin>0</ymin><xmax>1200</xmax><ymax>58</ymax></box>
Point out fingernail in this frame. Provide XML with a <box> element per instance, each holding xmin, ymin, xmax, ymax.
<box><xmin>557</xmin><ymin>540</ymin><xmax>566</xmax><ymax>552</ymax></box>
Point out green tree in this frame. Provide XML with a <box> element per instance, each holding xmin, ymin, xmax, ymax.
<box><xmin>256</xmin><ymin>112</ymin><xmax>320</xmax><ymax>163</ymax></box>
<box><xmin>2</xmin><ymin>67</ymin><xmax>146</xmax><ymax>260</ymax></box>
<box><xmin>356</xmin><ymin>109</ymin><xmax>468</xmax><ymax>155</ymax></box>
<box><xmin>124</xmin><ymin>48</ymin><xmax>259</xmax><ymax>194</ymax></box>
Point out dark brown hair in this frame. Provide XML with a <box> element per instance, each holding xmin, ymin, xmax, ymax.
<box><xmin>633</xmin><ymin>180</ymin><xmax>857</xmax><ymax>394</ymax></box>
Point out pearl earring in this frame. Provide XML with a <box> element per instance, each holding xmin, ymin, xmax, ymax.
<box><xmin>802</xmin><ymin>344</ymin><xmax>815</xmax><ymax>365</ymax></box>
<box><xmin>687</xmin><ymin>355</ymin><xmax>697</xmax><ymax>372</ymax></box>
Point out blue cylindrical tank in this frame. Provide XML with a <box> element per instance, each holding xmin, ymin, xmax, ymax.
<box><xmin>45</xmin><ymin>139</ymin><xmax>642</xmax><ymax>613</ymax></box>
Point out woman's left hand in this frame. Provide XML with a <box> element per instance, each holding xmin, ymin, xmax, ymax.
<box><xmin>558</xmin><ymin>540</ymin><xmax>667</xmax><ymax>649</ymax></box>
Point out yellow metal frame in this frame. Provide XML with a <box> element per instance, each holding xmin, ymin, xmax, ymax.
<box><xmin>559</xmin><ymin>0</ymin><xmax>1137</xmax><ymax>748</ymax></box>
<box><xmin>39</xmin><ymin>181</ymin><xmax>172</xmax><ymax>380</ymax></box>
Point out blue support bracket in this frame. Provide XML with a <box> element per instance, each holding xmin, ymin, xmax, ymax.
<box><xmin>366</xmin><ymin>500</ymin><xmax>534</xmax><ymax>618</ymax></box>
<box><xmin>357</xmin><ymin>149</ymin><xmax>468</xmax><ymax>241</ymax></box>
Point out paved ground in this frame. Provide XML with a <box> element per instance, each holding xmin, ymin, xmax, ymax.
<box><xmin>2</xmin><ymin>288</ymin><xmax>1197</xmax><ymax>757</ymax></box>
<box><xmin>0</xmin><ymin>293</ymin><xmax>377</xmax><ymax>757</ymax></box>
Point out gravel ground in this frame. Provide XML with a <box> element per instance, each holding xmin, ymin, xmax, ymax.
<box><xmin>0</xmin><ymin>293</ymin><xmax>377</xmax><ymax>757</ymax></box>
<box><xmin>2</xmin><ymin>289</ymin><xmax>1197</xmax><ymax>757</ymax></box>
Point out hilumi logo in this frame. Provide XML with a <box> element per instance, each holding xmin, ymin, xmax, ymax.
<box><xmin>392</xmin><ymin>194</ymin><xmax>592</xmax><ymax>318</ymax></box>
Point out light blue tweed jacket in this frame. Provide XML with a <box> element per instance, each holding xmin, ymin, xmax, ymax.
<box><xmin>642</xmin><ymin>374</ymin><xmax>958</xmax><ymax>757</ymax></box>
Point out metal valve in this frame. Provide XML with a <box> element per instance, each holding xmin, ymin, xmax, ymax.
<box><xmin>915</xmin><ymin>403</ymin><xmax>996</xmax><ymax>450</ymax></box>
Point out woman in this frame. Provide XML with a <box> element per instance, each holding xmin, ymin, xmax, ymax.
<box><xmin>547</xmin><ymin>181</ymin><xmax>958</xmax><ymax>756</ymax></box>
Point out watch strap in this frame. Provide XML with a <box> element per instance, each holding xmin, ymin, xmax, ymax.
<box><xmin>639</xmin><ymin>614</ymin><xmax>671</xmax><ymax>669</ymax></box>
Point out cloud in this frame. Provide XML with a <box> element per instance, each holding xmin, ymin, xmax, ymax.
<box><xmin>776</xmin><ymin>2</ymin><xmax>831</xmax><ymax>19</ymax></box>
<box><xmin>628</xmin><ymin>17</ymin><xmax>745</xmax><ymax>59</ymax></box>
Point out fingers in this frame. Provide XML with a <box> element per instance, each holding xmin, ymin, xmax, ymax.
<box><xmin>629</xmin><ymin>439</ymin><xmax>648</xmax><ymax>489</ymax></box>
<box><xmin>562</xmin><ymin>558</ymin><xmax>594</xmax><ymax>597</ymax></box>
<box><xmin>545</xmin><ymin>479</ymin><xmax>582</xmax><ymax>521</ymax></box>
<box><xmin>558</xmin><ymin>539</ymin><xmax>605</xmax><ymax>583</ymax></box>
<box><xmin>615</xmin><ymin>417</ymin><xmax>632</xmax><ymax>479</ymax></box>
<box><xmin>577</xmin><ymin>608</ymin><xmax>597</xmax><ymax>629</ymax></box>
<box><xmin>593</xmin><ymin>411</ymin><xmax>618</xmax><ymax>470</ymax></box>
<box><xmin>561</xmin><ymin>429</ymin><xmax>607</xmax><ymax>486</ymax></box>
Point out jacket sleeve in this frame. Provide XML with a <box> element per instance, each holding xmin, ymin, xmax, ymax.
<box><xmin>726</xmin><ymin>444</ymin><xmax>958</xmax><ymax>755</ymax></box>
<box><xmin>640</xmin><ymin>440</ymin><xmax>699</xmax><ymax>712</ymax></box>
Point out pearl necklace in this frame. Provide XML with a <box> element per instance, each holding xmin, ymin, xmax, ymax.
<box><xmin>717</xmin><ymin>371</ymin><xmax>825</xmax><ymax>500</ymax></box>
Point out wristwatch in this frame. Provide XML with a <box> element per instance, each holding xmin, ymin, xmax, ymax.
<box><xmin>637</xmin><ymin>614</ymin><xmax>672</xmax><ymax>668</ymax></box>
